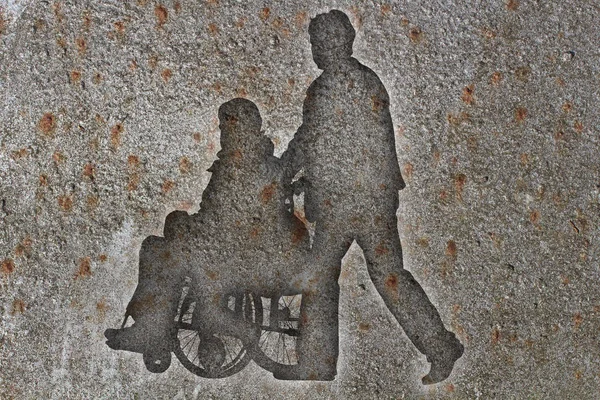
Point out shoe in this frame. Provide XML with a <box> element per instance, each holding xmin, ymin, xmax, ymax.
<box><xmin>422</xmin><ymin>336</ymin><xmax>464</xmax><ymax>385</ymax></box>
<box><xmin>104</xmin><ymin>323</ymin><xmax>172</xmax><ymax>354</ymax></box>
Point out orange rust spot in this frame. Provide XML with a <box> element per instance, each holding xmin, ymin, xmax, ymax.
<box><xmin>529</xmin><ymin>209</ymin><xmax>540</xmax><ymax>224</ymax></box>
<box><xmin>358</xmin><ymin>322</ymin><xmax>371</xmax><ymax>332</ymax></box>
<box><xmin>447</xmin><ymin>112</ymin><xmax>470</xmax><ymax>125</ymax></box>
<box><xmin>491</xmin><ymin>327</ymin><xmax>501</xmax><ymax>345</ymax></box>
<box><xmin>179</xmin><ymin>157</ymin><xmax>192</xmax><ymax>173</ymax></box>
<box><xmin>401</xmin><ymin>17</ymin><xmax>410</xmax><ymax>26</ymax></box>
<box><xmin>174</xmin><ymin>1</ymin><xmax>181</xmax><ymax>13</ymax></box>
<box><xmin>0</xmin><ymin>9</ymin><xmax>6</xmax><ymax>37</ymax></box>
<box><xmin>161</xmin><ymin>68</ymin><xmax>172</xmax><ymax>82</ymax></box>
<box><xmin>160</xmin><ymin>250</ymin><xmax>171</xmax><ymax>260</ymax></box>
<box><xmin>446</xmin><ymin>240</ymin><xmax>457</xmax><ymax>258</ymax></box>
<box><xmin>162</xmin><ymin>180</ymin><xmax>175</xmax><ymax>194</ymax></box>
<box><xmin>291</xmin><ymin>220</ymin><xmax>308</xmax><ymax>245</ymax></box>
<box><xmin>294</xmin><ymin>11</ymin><xmax>307</xmax><ymax>27</ymax></box>
<box><xmin>562</xmin><ymin>102</ymin><xmax>573</xmax><ymax>113</ymax></box>
<box><xmin>193</xmin><ymin>132</ymin><xmax>202</xmax><ymax>142</ymax></box>
<box><xmin>490</xmin><ymin>71</ymin><xmax>503</xmax><ymax>86</ymax></box>
<box><xmin>403</xmin><ymin>163</ymin><xmax>413</xmax><ymax>181</ymax></box>
<box><xmin>155</xmin><ymin>5</ymin><xmax>168</xmax><ymax>27</ymax></box>
<box><xmin>371</xmin><ymin>94</ymin><xmax>385</xmax><ymax>112</ymax></box>
<box><xmin>86</xmin><ymin>195</ymin><xmax>99</xmax><ymax>210</ymax></box>
<box><xmin>375</xmin><ymin>243</ymin><xmax>389</xmax><ymax>256</ymax></box>
<box><xmin>514</xmin><ymin>66</ymin><xmax>531</xmax><ymax>82</ymax></box>
<box><xmin>110</xmin><ymin>123</ymin><xmax>123</xmax><ymax>149</ymax></box>
<box><xmin>129</xmin><ymin>59</ymin><xmax>138</xmax><ymax>71</ymax></box>
<box><xmin>506</xmin><ymin>0</ymin><xmax>519</xmax><ymax>11</ymax></box>
<box><xmin>385</xmin><ymin>273</ymin><xmax>398</xmax><ymax>289</ymax></box>
<box><xmin>461</xmin><ymin>84</ymin><xmax>475</xmax><ymax>105</ymax></box>
<box><xmin>207</xmin><ymin>270</ymin><xmax>218</xmax><ymax>280</ymax></box>
<box><xmin>127</xmin><ymin>154</ymin><xmax>140</xmax><ymax>168</ymax></box>
<box><xmin>381</xmin><ymin>4</ymin><xmax>392</xmax><ymax>14</ymax></box>
<box><xmin>11</xmin><ymin>148</ymin><xmax>29</xmax><ymax>160</ymax></box>
<box><xmin>39</xmin><ymin>113</ymin><xmax>56</xmax><ymax>136</ymax></box>
<box><xmin>2</xmin><ymin>258</ymin><xmax>15</xmax><ymax>275</ymax></box>
<box><xmin>208</xmin><ymin>23</ymin><xmax>219</xmax><ymax>35</ymax></box>
<box><xmin>515</xmin><ymin>107</ymin><xmax>527</xmax><ymax>122</ymax></box>
<box><xmin>11</xmin><ymin>299</ymin><xmax>26</xmax><ymax>315</ymax></box>
<box><xmin>574</xmin><ymin>121</ymin><xmax>583</xmax><ymax>133</ymax></box>
<box><xmin>148</xmin><ymin>54</ymin><xmax>159</xmax><ymax>69</ymax></box>
<box><xmin>75</xmin><ymin>257</ymin><xmax>92</xmax><ymax>279</ymax></box>
<box><xmin>260</xmin><ymin>182</ymin><xmax>277</xmax><ymax>204</ymax></box>
<box><xmin>575</xmin><ymin>370</ymin><xmax>582</xmax><ymax>380</ymax></box>
<box><xmin>259</xmin><ymin>7</ymin><xmax>270</xmax><ymax>21</ymax></box>
<box><xmin>58</xmin><ymin>195</ymin><xmax>73</xmax><ymax>211</ymax></box>
<box><xmin>416</xmin><ymin>237</ymin><xmax>429</xmax><ymax>248</ymax></box>
<box><xmin>96</xmin><ymin>298</ymin><xmax>108</xmax><ymax>317</ymax></box>
<box><xmin>439</xmin><ymin>189</ymin><xmax>448</xmax><ymax>201</ymax></box>
<box><xmin>235</xmin><ymin>16</ymin><xmax>247</xmax><ymax>28</ymax></box>
<box><xmin>480</xmin><ymin>27</ymin><xmax>496</xmax><ymax>39</ymax></box>
<box><xmin>455</xmin><ymin>173</ymin><xmax>466</xmax><ymax>200</ymax></box>
<box><xmin>250</xmin><ymin>227</ymin><xmax>261</xmax><ymax>239</ymax></box>
<box><xmin>92</xmin><ymin>72</ymin><xmax>102</xmax><ymax>84</ymax></box>
<box><xmin>409</xmin><ymin>27</ymin><xmax>423</xmax><ymax>43</ymax></box>
<box><xmin>39</xmin><ymin>174</ymin><xmax>48</xmax><ymax>187</ymax></box>
<box><xmin>520</xmin><ymin>153</ymin><xmax>529</xmax><ymax>166</ymax></box>
<box><xmin>445</xmin><ymin>383</ymin><xmax>455</xmax><ymax>392</ymax></box>
<box><xmin>75</xmin><ymin>37</ymin><xmax>87</xmax><ymax>54</ymax></box>
<box><xmin>82</xmin><ymin>163</ymin><xmax>95</xmax><ymax>179</ymax></box>
<box><xmin>573</xmin><ymin>313</ymin><xmax>583</xmax><ymax>329</ymax></box>
<box><xmin>99</xmin><ymin>254</ymin><xmax>107</xmax><ymax>262</ymax></box>
<box><xmin>236</xmin><ymin>87</ymin><xmax>248</xmax><ymax>98</ymax></box>
<box><xmin>70</xmin><ymin>70</ymin><xmax>82</xmax><ymax>84</ymax></box>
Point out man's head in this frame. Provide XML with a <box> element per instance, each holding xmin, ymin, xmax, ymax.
<box><xmin>308</xmin><ymin>10</ymin><xmax>355</xmax><ymax>70</ymax></box>
<box><xmin>218</xmin><ymin>98</ymin><xmax>263</xmax><ymax>153</ymax></box>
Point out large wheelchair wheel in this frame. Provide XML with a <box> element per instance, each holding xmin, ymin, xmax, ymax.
<box><xmin>173</xmin><ymin>286</ymin><xmax>263</xmax><ymax>378</ymax></box>
<box><xmin>252</xmin><ymin>294</ymin><xmax>302</xmax><ymax>372</ymax></box>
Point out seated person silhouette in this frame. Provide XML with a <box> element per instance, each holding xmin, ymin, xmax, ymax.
<box><xmin>105</xmin><ymin>98</ymin><xmax>310</xmax><ymax>365</ymax></box>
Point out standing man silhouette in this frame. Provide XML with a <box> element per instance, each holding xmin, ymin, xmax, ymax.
<box><xmin>280</xmin><ymin>10</ymin><xmax>464</xmax><ymax>384</ymax></box>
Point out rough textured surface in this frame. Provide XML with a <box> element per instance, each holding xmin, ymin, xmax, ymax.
<box><xmin>1</xmin><ymin>0</ymin><xmax>600</xmax><ymax>398</ymax></box>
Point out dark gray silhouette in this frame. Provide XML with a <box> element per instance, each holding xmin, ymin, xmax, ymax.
<box><xmin>279</xmin><ymin>10</ymin><xmax>463</xmax><ymax>384</ymax></box>
<box><xmin>105</xmin><ymin>99</ymin><xmax>312</xmax><ymax>377</ymax></box>
<box><xmin>104</xmin><ymin>10</ymin><xmax>463</xmax><ymax>385</ymax></box>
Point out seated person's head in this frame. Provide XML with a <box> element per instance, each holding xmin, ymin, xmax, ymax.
<box><xmin>218</xmin><ymin>98</ymin><xmax>272</xmax><ymax>160</ymax></box>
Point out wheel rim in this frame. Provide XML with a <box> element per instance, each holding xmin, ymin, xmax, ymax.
<box><xmin>173</xmin><ymin>290</ymin><xmax>262</xmax><ymax>378</ymax></box>
<box><xmin>253</xmin><ymin>294</ymin><xmax>302</xmax><ymax>371</ymax></box>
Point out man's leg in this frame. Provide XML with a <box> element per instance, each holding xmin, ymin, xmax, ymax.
<box><xmin>357</xmin><ymin>213</ymin><xmax>463</xmax><ymax>384</ymax></box>
<box><xmin>105</xmin><ymin>236</ymin><xmax>185</xmax><ymax>353</ymax></box>
<box><xmin>284</xmin><ymin>221</ymin><xmax>352</xmax><ymax>380</ymax></box>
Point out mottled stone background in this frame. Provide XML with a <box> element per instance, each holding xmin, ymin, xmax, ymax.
<box><xmin>1</xmin><ymin>0</ymin><xmax>599</xmax><ymax>398</ymax></box>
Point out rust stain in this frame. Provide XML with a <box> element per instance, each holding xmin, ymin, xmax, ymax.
<box><xmin>358</xmin><ymin>322</ymin><xmax>371</xmax><ymax>332</ymax></box>
<box><xmin>507</xmin><ymin>0</ymin><xmax>519</xmax><ymax>11</ymax></box>
<box><xmin>515</xmin><ymin>107</ymin><xmax>527</xmax><ymax>123</ymax></box>
<box><xmin>39</xmin><ymin>113</ymin><xmax>57</xmax><ymax>136</ymax></box>
<box><xmin>409</xmin><ymin>27</ymin><xmax>423</xmax><ymax>43</ymax></box>
<box><xmin>260</xmin><ymin>182</ymin><xmax>277</xmax><ymax>204</ymax></box>
<box><xmin>11</xmin><ymin>148</ymin><xmax>29</xmax><ymax>160</ymax></box>
<box><xmin>416</xmin><ymin>237</ymin><xmax>429</xmax><ymax>248</ymax></box>
<box><xmin>162</xmin><ymin>180</ymin><xmax>175</xmax><ymax>194</ymax></box>
<box><xmin>575</xmin><ymin>370</ymin><xmax>582</xmax><ymax>380</ymax></box>
<box><xmin>161</xmin><ymin>68</ymin><xmax>172</xmax><ymax>82</ymax></box>
<box><xmin>573</xmin><ymin>312</ymin><xmax>583</xmax><ymax>329</ymax></box>
<box><xmin>96</xmin><ymin>298</ymin><xmax>108</xmax><ymax>319</ymax></box>
<box><xmin>70</xmin><ymin>70</ymin><xmax>82</xmax><ymax>84</ymax></box>
<box><xmin>403</xmin><ymin>163</ymin><xmax>413</xmax><ymax>181</ymax></box>
<box><xmin>514</xmin><ymin>66</ymin><xmax>531</xmax><ymax>82</ymax></box>
<box><xmin>375</xmin><ymin>243</ymin><xmax>389</xmax><ymax>256</ymax></box>
<box><xmin>110</xmin><ymin>123</ymin><xmax>123</xmax><ymax>149</ymax></box>
<box><xmin>208</xmin><ymin>22</ymin><xmax>219</xmax><ymax>35</ymax></box>
<box><xmin>193</xmin><ymin>132</ymin><xmax>202</xmax><ymax>142</ymax></box>
<box><xmin>480</xmin><ymin>27</ymin><xmax>496</xmax><ymax>39</ymax></box>
<box><xmin>259</xmin><ymin>7</ymin><xmax>270</xmax><ymax>21</ymax></box>
<box><xmin>86</xmin><ymin>195</ymin><xmax>99</xmax><ymax>211</ymax></box>
<box><xmin>114</xmin><ymin>20</ymin><xmax>125</xmax><ymax>35</ymax></box>
<box><xmin>76</xmin><ymin>37</ymin><xmax>87</xmax><ymax>54</ymax></box>
<box><xmin>490</xmin><ymin>71</ymin><xmax>503</xmax><ymax>86</ymax></box>
<box><xmin>57</xmin><ymin>194</ymin><xmax>73</xmax><ymax>211</ymax></box>
<box><xmin>446</xmin><ymin>240</ymin><xmax>457</xmax><ymax>258</ymax></box>
<box><xmin>455</xmin><ymin>173</ymin><xmax>466</xmax><ymax>200</ymax></box>
<box><xmin>98</xmin><ymin>254</ymin><xmax>107</xmax><ymax>262</ymax></box>
<box><xmin>401</xmin><ymin>17</ymin><xmax>409</xmax><ymax>26</ymax></box>
<box><xmin>491</xmin><ymin>327</ymin><xmax>501</xmax><ymax>345</ymax></box>
<box><xmin>529</xmin><ymin>209</ymin><xmax>540</xmax><ymax>225</ymax></box>
<box><xmin>174</xmin><ymin>1</ymin><xmax>181</xmax><ymax>13</ymax></box>
<box><xmin>82</xmin><ymin>163</ymin><xmax>95</xmax><ymax>179</ymax></box>
<box><xmin>2</xmin><ymin>258</ymin><xmax>15</xmax><ymax>275</ymax></box>
<box><xmin>574</xmin><ymin>121</ymin><xmax>583</xmax><ymax>133</ymax></box>
<box><xmin>39</xmin><ymin>173</ymin><xmax>48</xmax><ymax>186</ymax></box>
<box><xmin>385</xmin><ymin>273</ymin><xmax>398</xmax><ymax>289</ymax></box>
<box><xmin>561</xmin><ymin>102</ymin><xmax>573</xmax><ymax>113</ymax></box>
<box><xmin>155</xmin><ymin>5</ymin><xmax>168</xmax><ymax>27</ymax></box>
<box><xmin>447</xmin><ymin>112</ymin><xmax>470</xmax><ymax>126</ymax></box>
<box><xmin>380</xmin><ymin>4</ymin><xmax>392</xmax><ymax>15</ymax></box>
<box><xmin>294</xmin><ymin>11</ymin><xmax>307</xmax><ymax>27</ymax></box>
<box><xmin>461</xmin><ymin>84</ymin><xmax>475</xmax><ymax>105</ymax></box>
<box><xmin>179</xmin><ymin>157</ymin><xmax>192</xmax><ymax>174</ymax></box>
<box><xmin>14</xmin><ymin>236</ymin><xmax>32</xmax><ymax>258</ymax></box>
<box><xmin>93</xmin><ymin>72</ymin><xmax>102</xmax><ymax>84</ymax></box>
<box><xmin>371</xmin><ymin>94</ymin><xmax>385</xmax><ymax>112</ymax></box>
<box><xmin>11</xmin><ymin>299</ymin><xmax>26</xmax><ymax>315</ymax></box>
<box><xmin>445</xmin><ymin>383</ymin><xmax>455</xmax><ymax>392</ymax></box>
<box><xmin>75</xmin><ymin>257</ymin><xmax>92</xmax><ymax>279</ymax></box>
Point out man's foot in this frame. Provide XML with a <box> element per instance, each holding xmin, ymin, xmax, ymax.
<box><xmin>422</xmin><ymin>336</ymin><xmax>464</xmax><ymax>385</ymax></box>
<box><xmin>273</xmin><ymin>365</ymin><xmax>336</xmax><ymax>381</ymax></box>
